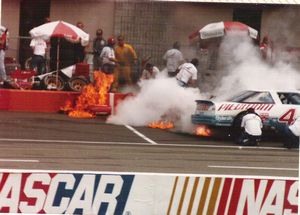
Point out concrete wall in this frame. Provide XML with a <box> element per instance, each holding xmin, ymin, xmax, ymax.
<box><xmin>2</xmin><ymin>0</ymin><xmax>20</xmax><ymax>60</ymax></box>
<box><xmin>50</xmin><ymin>0</ymin><xmax>115</xmax><ymax>52</ymax></box>
<box><xmin>261</xmin><ymin>6</ymin><xmax>300</xmax><ymax>47</ymax></box>
<box><xmin>2</xmin><ymin>1</ymin><xmax>300</xmax><ymax>67</ymax></box>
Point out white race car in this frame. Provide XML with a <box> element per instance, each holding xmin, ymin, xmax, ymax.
<box><xmin>191</xmin><ymin>90</ymin><xmax>300</xmax><ymax>134</ymax></box>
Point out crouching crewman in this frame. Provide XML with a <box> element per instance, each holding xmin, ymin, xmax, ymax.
<box><xmin>238</xmin><ymin>108</ymin><xmax>263</xmax><ymax>146</ymax></box>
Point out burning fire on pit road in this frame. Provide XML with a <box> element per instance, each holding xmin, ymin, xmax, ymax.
<box><xmin>148</xmin><ymin>120</ymin><xmax>174</xmax><ymax>129</ymax></box>
<box><xmin>61</xmin><ymin>71</ymin><xmax>114</xmax><ymax>118</ymax></box>
<box><xmin>195</xmin><ymin>125</ymin><xmax>212</xmax><ymax>137</ymax></box>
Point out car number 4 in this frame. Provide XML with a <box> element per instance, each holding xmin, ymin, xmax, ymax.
<box><xmin>278</xmin><ymin>109</ymin><xmax>296</xmax><ymax>125</ymax></box>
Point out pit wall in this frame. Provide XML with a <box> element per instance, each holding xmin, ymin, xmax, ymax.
<box><xmin>0</xmin><ymin>170</ymin><xmax>297</xmax><ymax>214</ymax></box>
<box><xmin>0</xmin><ymin>89</ymin><xmax>128</xmax><ymax>113</ymax></box>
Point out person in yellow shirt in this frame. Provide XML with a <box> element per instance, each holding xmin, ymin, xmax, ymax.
<box><xmin>112</xmin><ymin>35</ymin><xmax>137</xmax><ymax>91</ymax></box>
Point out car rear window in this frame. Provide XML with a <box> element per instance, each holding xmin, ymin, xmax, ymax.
<box><xmin>230</xmin><ymin>91</ymin><xmax>274</xmax><ymax>104</ymax></box>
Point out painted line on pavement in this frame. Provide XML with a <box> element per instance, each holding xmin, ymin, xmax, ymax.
<box><xmin>0</xmin><ymin>138</ymin><xmax>294</xmax><ymax>151</ymax></box>
<box><xmin>0</xmin><ymin>159</ymin><xmax>39</xmax><ymax>163</ymax></box>
<box><xmin>124</xmin><ymin>125</ymin><xmax>158</xmax><ymax>144</ymax></box>
<box><xmin>208</xmin><ymin>165</ymin><xmax>298</xmax><ymax>171</ymax></box>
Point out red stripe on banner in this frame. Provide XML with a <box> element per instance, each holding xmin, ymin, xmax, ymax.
<box><xmin>0</xmin><ymin>173</ymin><xmax>9</xmax><ymax>191</ymax></box>
<box><xmin>228</xmin><ymin>178</ymin><xmax>243</xmax><ymax>214</ymax></box>
<box><xmin>216</xmin><ymin>178</ymin><xmax>233</xmax><ymax>214</ymax></box>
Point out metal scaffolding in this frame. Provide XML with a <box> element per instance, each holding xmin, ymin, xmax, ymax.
<box><xmin>114</xmin><ymin>1</ymin><xmax>171</xmax><ymax>69</ymax></box>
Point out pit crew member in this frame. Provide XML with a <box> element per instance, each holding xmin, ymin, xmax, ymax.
<box><xmin>283</xmin><ymin>117</ymin><xmax>300</xmax><ymax>149</ymax></box>
<box><xmin>176</xmin><ymin>58</ymin><xmax>199</xmax><ymax>88</ymax></box>
<box><xmin>238</xmin><ymin>108</ymin><xmax>263</xmax><ymax>146</ymax></box>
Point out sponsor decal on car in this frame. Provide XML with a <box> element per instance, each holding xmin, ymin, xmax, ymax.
<box><xmin>217</xmin><ymin>103</ymin><xmax>274</xmax><ymax>112</ymax></box>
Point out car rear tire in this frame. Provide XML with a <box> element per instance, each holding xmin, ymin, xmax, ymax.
<box><xmin>230</xmin><ymin>111</ymin><xmax>247</xmax><ymax>143</ymax></box>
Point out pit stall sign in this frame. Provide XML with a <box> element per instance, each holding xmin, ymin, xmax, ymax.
<box><xmin>0</xmin><ymin>170</ymin><xmax>297</xmax><ymax>214</ymax></box>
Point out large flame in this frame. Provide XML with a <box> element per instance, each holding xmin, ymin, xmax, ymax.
<box><xmin>195</xmin><ymin>125</ymin><xmax>212</xmax><ymax>137</ymax></box>
<box><xmin>148</xmin><ymin>120</ymin><xmax>174</xmax><ymax>129</ymax></box>
<box><xmin>61</xmin><ymin>71</ymin><xmax>114</xmax><ymax>118</ymax></box>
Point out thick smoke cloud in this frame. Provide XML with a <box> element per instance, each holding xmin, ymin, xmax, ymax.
<box><xmin>212</xmin><ymin>32</ymin><xmax>300</xmax><ymax>100</ymax></box>
<box><xmin>107</xmin><ymin>32</ymin><xmax>300</xmax><ymax>133</ymax></box>
<box><xmin>107</xmin><ymin>74</ymin><xmax>204</xmax><ymax>132</ymax></box>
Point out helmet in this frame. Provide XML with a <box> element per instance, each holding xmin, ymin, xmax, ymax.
<box><xmin>107</xmin><ymin>37</ymin><xmax>116</xmax><ymax>46</ymax></box>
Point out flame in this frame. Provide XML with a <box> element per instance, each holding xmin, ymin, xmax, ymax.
<box><xmin>68</xmin><ymin>110</ymin><xmax>95</xmax><ymax>118</ymax></box>
<box><xmin>60</xmin><ymin>99</ymin><xmax>73</xmax><ymax>113</ymax></box>
<box><xmin>61</xmin><ymin>71</ymin><xmax>114</xmax><ymax>118</ymax></box>
<box><xmin>148</xmin><ymin>120</ymin><xmax>174</xmax><ymax>129</ymax></box>
<box><xmin>195</xmin><ymin>125</ymin><xmax>212</xmax><ymax>137</ymax></box>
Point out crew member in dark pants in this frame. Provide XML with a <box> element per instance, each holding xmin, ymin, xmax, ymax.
<box><xmin>74</xmin><ymin>21</ymin><xmax>86</xmax><ymax>63</ymax></box>
<box><xmin>30</xmin><ymin>37</ymin><xmax>47</xmax><ymax>75</ymax></box>
<box><xmin>238</xmin><ymin>108</ymin><xmax>263</xmax><ymax>146</ymax></box>
<box><xmin>93</xmin><ymin>28</ymin><xmax>106</xmax><ymax>71</ymax></box>
<box><xmin>283</xmin><ymin>117</ymin><xmax>300</xmax><ymax>149</ymax></box>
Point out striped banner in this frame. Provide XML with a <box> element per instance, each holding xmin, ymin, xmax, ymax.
<box><xmin>166</xmin><ymin>176</ymin><xmax>298</xmax><ymax>215</ymax></box>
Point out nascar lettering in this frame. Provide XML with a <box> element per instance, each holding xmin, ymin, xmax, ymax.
<box><xmin>0</xmin><ymin>173</ymin><xmax>134</xmax><ymax>214</ymax></box>
<box><xmin>0</xmin><ymin>172</ymin><xmax>297</xmax><ymax>214</ymax></box>
<box><xmin>167</xmin><ymin>177</ymin><xmax>298</xmax><ymax>215</ymax></box>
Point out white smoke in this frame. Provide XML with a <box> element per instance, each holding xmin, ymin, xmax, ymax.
<box><xmin>211</xmin><ymin>32</ymin><xmax>300</xmax><ymax>100</ymax></box>
<box><xmin>107</xmin><ymin>32</ymin><xmax>300</xmax><ymax>133</ymax></box>
<box><xmin>107</xmin><ymin>74</ymin><xmax>205</xmax><ymax>133</ymax></box>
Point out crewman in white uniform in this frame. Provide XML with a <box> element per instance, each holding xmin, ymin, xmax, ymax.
<box><xmin>238</xmin><ymin>108</ymin><xmax>263</xmax><ymax>146</ymax></box>
<box><xmin>100</xmin><ymin>37</ymin><xmax>117</xmax><ymax>74</ymax></box>
<box><xmin>163</xmin><ymin>41</ymin><xmax>184</xmax><ymax>77</ymax></box>
<box><xmin>176</xmin><ymin>58</ymin><xmax>199</xmax><ymax>88</ymax></box>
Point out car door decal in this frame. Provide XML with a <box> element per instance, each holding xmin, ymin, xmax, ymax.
<box><xmin>278</xmin><ymin>109</ymin><xmax>296</xmax><ymax>125</ymax></box>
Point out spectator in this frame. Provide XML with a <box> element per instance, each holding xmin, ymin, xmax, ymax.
<box><xmin>93</xmin><ymin>28</ymin><xmax>106</xmax><ymax>71</ymax></box>
<box><xmin>163</xmin><ymin>41</ymin><xmax>184</xmax><ymax>77</ymax></box>
<box><xmin>0</xmin><ymin>26</ymin><xmax>8</xmax><ymax>84</ymax></box>
<box><xmin>112</xmin><ymin>35</ymin><xmax>138</xmax><ymax>92</ymax></box>
<box><xmin>100</xmin><ymin>36</ymin><xmax>117</xmax><ymax>74</ymax></box>
<box><xmin>74</xmin><ymin>21</ymin><xmax>86</xmax><ymax>63</ymax></box>
<box><xmin>238</xmin><ymin>108</ymin><xmax>263</xmax><ymax>146</ymax></box>
<box><xmin>30</xmin><ymin>37</ymin><xmax>47</xmax><ymax>75</ymax></box>
<box><xmin>176</xmin><ymin>58</ymin><xmax>199</xmax><ymax>88</ymax></box>
<box><xmin>283</xmin><ymin>117</ymin><xmax>300</xmax><ymax>149</ymax></box>
<box><xmin>140</xmin><ymin>63</ymin><xmax>159</xmax><ymax>80</ymax></box>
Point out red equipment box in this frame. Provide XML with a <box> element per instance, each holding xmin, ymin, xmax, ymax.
<box><xmin>8</xmin><ymin>69</ymin><xmax>37</xmax><ymax>90</ymax></box>
<box><xmin>10</xmin><ymin>69</ymin><xmax>36</xmax><ymax>79</ymax></box>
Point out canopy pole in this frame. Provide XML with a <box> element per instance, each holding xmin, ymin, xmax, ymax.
<box><xmin>56</xmin><ymin>37</ymin><xmax>60</xmax><ymax>90</ymax></box>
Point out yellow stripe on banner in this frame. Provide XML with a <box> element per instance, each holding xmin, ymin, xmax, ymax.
<box><xmin>197</xmin><ymin>177</ymin><xmax>211</xmax><ymax>214</ymax></box>
<box><xmin>177</xmin><ymin>177</ymin><xmax>190</xmax><ymax>214</ymax></box>
<box><xmin>187</xmin><ymin>177</ymin><xmax>200</xmax><ymax>215</ymax></box>
<box><xmin>167</xmin><ymin>176</ymin><xmax>179</xmax><ymax>215</ymax></box>
<box><xmin>207</xmin><ymin>177</ymin><xmax>222</xmax><ymax>215</ymax></box>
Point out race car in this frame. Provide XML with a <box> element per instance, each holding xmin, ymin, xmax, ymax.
<box><xmin>191</xmin><ymin>90</ymin><xmax>300</xmax><ymax>135</ymax></box>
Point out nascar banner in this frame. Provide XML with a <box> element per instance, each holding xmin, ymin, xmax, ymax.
<box><xmin>0</xmin><ymin>171</ymin><xmax>298</xmax><ymax>214</ymax></box>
